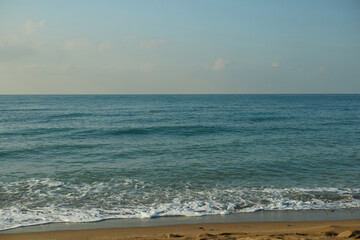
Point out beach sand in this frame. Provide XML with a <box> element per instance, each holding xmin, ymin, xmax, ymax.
<box><xmin>1</xmin><ymin>220</ymin><xmax>359</xmax><ymax>240</ymax></box>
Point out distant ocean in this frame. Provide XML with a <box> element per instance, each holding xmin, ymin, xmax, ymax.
<box><xmin>1</xmin><ymin>94</ymin><xmax>359</xmax><ymax>231</ymax></box>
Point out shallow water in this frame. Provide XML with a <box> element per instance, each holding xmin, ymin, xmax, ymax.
<box><xmin>1</xmin><ymin>94</ymin><xmax>359</xmax><ymax>230</ymax></box>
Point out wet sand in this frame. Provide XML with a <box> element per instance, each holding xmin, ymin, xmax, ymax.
<box><xmin>1</xmin><ymin>220</ymin><xmax>359</xmax><ymax>240</ymax></box>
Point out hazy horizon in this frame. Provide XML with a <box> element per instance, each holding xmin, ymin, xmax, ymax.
<box><xmin>1</xmin><ymin>0</ymin><xmax>359</xmax><ymax>94</ymax></box>
<box><xmin>1</xmin><ymin>93</ymin><xmax>360</xmax><ymax>95</ymax></box>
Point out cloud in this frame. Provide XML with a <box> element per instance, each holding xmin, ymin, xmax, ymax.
<box><xmin>0</xmin><ymin>34</ymin><xmax>45</xmax><ymax>59</ymax></box>
<box><xmin>141</xmin><ymin>39</ymin><xmax>166</xmax><ymax>49</ymax></box>
<box><xmin>64</xmin><ymin>38</ymin><xmax>90</xmax><ymax>50</ymax></box>
<box><xmin>212</xmin><ymin>58</ymin><xmax>228</xmax><ymax>71</ymax></box>
<box><xmin>272</xmin><ymin>62</ymin><xmax>279</xmax><ymax>68</ymax></box>
<box><xmin>24</xmin><ymin>20</ymin><xmax>45</xmax><ymax>34</ymax></box>
<box><xmin>0</xmin><ymin>34</ymin><xmax>21</xmax><ymax>48</ymax></box>
<box><xmin>98</xmin><ymin>41</ymin><xmax>111</xmax><ymax>53</ymax></box>
<box><xmin>0</xmin><ymin>21</ymin><xmax>46</xmax><ymax>58</ymax></box>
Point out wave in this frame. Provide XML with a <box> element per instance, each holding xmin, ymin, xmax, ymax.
<box><xmin>0</xmin><ymin>143</ymin><xmax>106</xmax><ymax>159</ymax></box>
<box><xmin>67</xmin><ymin>125</ymin><xmax>235</xmax><ymax>138</ymax></box>
<box><xmin>107</xmin><ymin>125</ymin><xmax>235</xmax><ymax>137</ymax></box>
<box><xmin>1</xmin><ymin>108</ymin><xmax>51</xmax><ymax>112</ymax></box>
<box><xmin>0</xmin><ymin>127</ymin><xmax>75</xmax><ymax>137</ymax></box>
<box><xmin>1</xmin><ymin>178</ymin><xmax>359</xmax><ymax>231</ymax></box>
<box><xmin>47</xmin><ymin>112</ymin><xmax>93</xmax><ymax>120</ymax></box>
<box><xmin>248</xmin><ymin>116</ymin><xmax>295</xmax><ymax>123</ymax></box>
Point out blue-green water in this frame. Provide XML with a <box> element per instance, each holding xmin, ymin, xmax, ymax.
<box><xmin>0</xmin><ymin>94</ymin><xmax>359</xmax><ymax>230</ymax></box>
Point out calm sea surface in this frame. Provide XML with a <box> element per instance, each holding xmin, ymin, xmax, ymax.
<box><xmin>0</xmin><ymin>94</ymin><xmax>359</xmax><ymax>230</ymax></box>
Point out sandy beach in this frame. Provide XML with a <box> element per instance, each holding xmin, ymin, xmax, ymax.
<box><xmin>1</xmin><ymin>220</ymin><xmax>359</xmax><ymax>240</ymax></box>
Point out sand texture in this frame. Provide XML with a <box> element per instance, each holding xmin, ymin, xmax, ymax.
<box><xmin>0</xmin><ymin>220</ymin><xmax>359</xmax><ymax>240</ymax></box>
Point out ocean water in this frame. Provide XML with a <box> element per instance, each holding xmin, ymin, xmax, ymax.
<box><xmin>0</xmin><ymin>94</ymin><xmax>359</xmax><ymax>230</ymax></box>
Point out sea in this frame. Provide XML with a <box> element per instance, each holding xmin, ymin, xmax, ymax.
<box><xmin>0</xmin><ymin>94</ymin><xmax>359</xmax><ymax>231</ymax></box>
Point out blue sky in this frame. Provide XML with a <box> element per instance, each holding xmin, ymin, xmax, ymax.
<box><xmin>0</xmin><ymin>0</ymin><xmax>359</xmax><ymax>94</ymax></box>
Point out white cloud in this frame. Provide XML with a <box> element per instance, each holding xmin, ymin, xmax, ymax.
<box><xmin>141</xmin><ymin>39</ymin><xmax>166</xmax><ymax>49</ymax></box>
<box><xmin>24</xmin><ymin>20</ymin><xmax>45</xmax><ymax>34</ymax></box>
<box><xmin>0</xmin><ymin>21</ymin><xmax>46</xmax><ymax>56</ymax></box>
<box><xmin>64</xmin><ymin>38</ymin><xmax>90</xmax><ymax>50</ymax></box>
<box><xmin>0</xmin><ymin>34</ymin><xmax>21</xmax><ymax>48</ymax></box>
<box><xmin>98</xmin><ymin>40</ymin><xmax>111</xmax><ymax>53</ymax></box>
<box><xmin>0</xmin><ymin>34</ymin><xmax>44</xmax><ymax>49</ymax></box>
<box><xmin>212</xmin><ymin>58</ymin><xmax>228</xmax><ymax>71</ymax></box>
<box><xmin>272</xmin><ymin>62</ymin><xmax>279</xmax><ymax>68</ymax></box>
<box><xmin>0</xmin><ymin>34</ymin><xmax>45</xmax><ymax>59</ymax></box>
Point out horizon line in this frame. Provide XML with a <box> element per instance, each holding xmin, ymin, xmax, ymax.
<box><xmin>1</xmin><ymin>93</ymin><xmax>359</xmax><ymax>95</ymax></box>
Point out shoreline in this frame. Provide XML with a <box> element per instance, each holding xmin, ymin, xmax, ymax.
<box><xmin>2</xmin><ymin>208</ymin><xmax>360</xmax><ymax>234</ymax></box>
<box><xmin>0</xmin><ymin>219</ymin><xmax>359</xmax><ymax>240</ymax></box>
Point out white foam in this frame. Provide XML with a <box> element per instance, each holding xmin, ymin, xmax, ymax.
<box><xmin>1</xmin><ymin>178</ymin><xmax>360</xmax><ymax>231</ymax></box>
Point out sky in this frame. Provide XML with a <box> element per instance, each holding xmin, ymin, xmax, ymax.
<box><xmin>0</xmin><ymin>0</ymin><xmax>359</xmax><ymax>94</ymax></box>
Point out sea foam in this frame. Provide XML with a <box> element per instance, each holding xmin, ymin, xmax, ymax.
<box><xmin>1</xmin><ymin>178</ymin><xmax>360</xmax><ymax>231</ymax></box>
